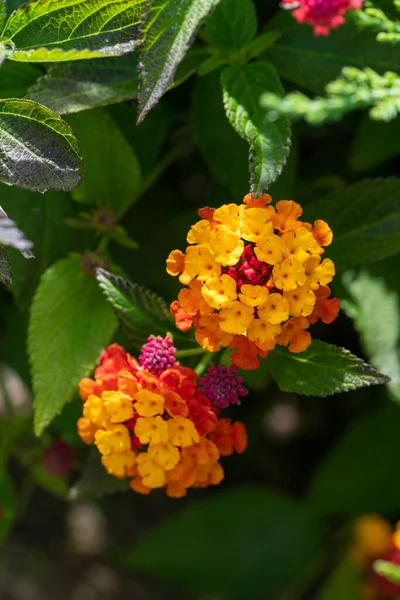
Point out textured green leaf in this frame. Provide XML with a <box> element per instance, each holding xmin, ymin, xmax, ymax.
<box><xmin>317</xmin><ymin>560</ymin><xmax>360</xmax><ymax>600</ymax></box>
<box><xmin>0</xmin><ymin>205</ymin><xmax>33</xmax><ymax>255</ymax></box>
<box><xmin>0</xmin><ymin>62</ymin><xmax>41</xmax><ymax>98</ymax></box>
<box><xmin>307</xmin><ymin>402</ymin><xmax>400</xmax><ymax>513</ymax></box>
<box><xmin>2</xmin><ymin>0</ymin><xmax>145</xmax><ymax>62</ymax></box>
<box><xmin>266</xmin><ymin>12</ymin><xmax>400</xmax><ymax>94</ymax></box>
<box><xmin>0</xmin><ymin>99</ymin><xmax>83</xmax><ymax>192</ymax></box>
<box><xmin>137</xmin><ymin>0</ymin><xmax>217</xmax><ymax>122</ymax></box>
<box><xmin>221</xmin><ymin>61</ymin><xmax>291</xmax><ymax>196</ymax></box>
<box><xmin>0</xmin><ymin>188</ymin><xmax>78</xmax><ymax>308</ymax></box>
<box><xmin>96</xmin><ymin>268</ymin><xmax>174</xmax><ymax>350</ymax></box>
<box><xmin>193</xmin><ymin>69</ymin><xmax>248</xmax><ymax>195</ymax></box>
<box><xmin>125</xmin><ymin>489</ymin><xmax>320</xmax><ymax>597</ymax></box>
<box><xmin>27</xmin><ymin>54</ymin><xmax>138</xmax><ymax>115</ymax></box>
<box><xmin>205</xmin><ymin>0</ymin><xmax>257</xmax><ymax>50</ymax></box>
<box><xmin>68</xmin><ymin>109</ymin><xmax>141</xmax><ymax>213</ymax></box>
<box><xmin>244</xmin><ymin>31</ymin><xmax>280</xmax><ymax>61</ymax></box>
<box><xmin>350</xmin><ymin>115</ymin><xmax>400</xmax><ymax>172</ymax></box>
<box><xmin>341</xmin><ymin>269</ymin><xmax>400</xmax><ymax>402</ymax></box>
<box><xmin>266</xmin><ymin>341</ymin><xmax>390</xmax><ymax>397</ymax></box>
<box><xmin>0</xmin><ymin>0</ymin><xmax>6</xmax><ymax>30</ymax></box>
<box><xmin>0</xmin><ymin>246</ymin><xmax>11</xmax><ymax>285</ymax></box>
<box><xmin>304</xmin><ymin>179</ymin><xmax>400</xmax><ymax>269</ymax></box>
<box><xmin>29</xmin><ymin>256</ymin><xmax>117</xmax><ymax>436</ymax></box>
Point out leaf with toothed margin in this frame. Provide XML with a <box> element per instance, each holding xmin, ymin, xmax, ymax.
<box><xmin>266</xmin><ymin>340</ymin><xmax>390</xmax><ymax>397</ymax></box>
<box><xmin>137</xmin><ymin>0</ymin><xmax>218</xmax><ymax>123</ymax></box>
<box><xmin>0</xmin><ymin>247</ymin><xmax>12</xmax><ymax>286</ymax></box>
<box><xmin>221</xmin><ymin>61</ymin><xmax>291</xmax><ymax>197</ymax></box>
<box><xmin>1</xmin><ymin>0</ymin><xmax>146</xmax><ymax>62</ymax></box>
<box><xmin>29</xmin><ymin>256</ymin><xmax>117</xmax><ymax>436</ymax></box>
<box><xmin>0</xmin><ymin>99</ymin><xmax>83</xmax><ymax>192</ymax></box>
<box><xmin>27</xmin><ymin>54</ymin><xmax>138</xmax><ymax>115</ymax></box>
<box><xmin>96</xmin><ymin>268</ymin><xmax>176</xmax><ymax>350</ymax></box>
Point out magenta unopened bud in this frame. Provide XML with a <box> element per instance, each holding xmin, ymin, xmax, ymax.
<box><xmin>199</xmin><ymin>365</ymin><xmax>247</xmax><ymax>409</ymax></box>
<box><xmin>42</xmin><ymin>440</ymin><xmax>77</xmax><ymax>477</ymax></box>
<box><xmin>139</xmin><ymin>335</ymin><xmax>178</xmax><ymax>376</ymax></box>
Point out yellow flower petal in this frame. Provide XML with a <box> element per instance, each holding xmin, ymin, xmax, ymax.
<box><xmin>258</xmin><ymin>293</ymin><xmax>290</xmax><ymax>324</ymax></box>
<box><xmin>219</xmin><ymin>301</ymin><xmax>254</xmax><ymax>334</ymax></box>
<box><xmin>201</xmin><ymin>274</ymin><xmax>237</xmax><ymax>309</ymax></box>
<box><xmin>238</xmin><ymin>284</ymin><xmax>269</xmax><ymax>307</ymax></box>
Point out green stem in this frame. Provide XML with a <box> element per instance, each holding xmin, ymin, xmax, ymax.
<box><xmin>176</xmin><ymin>347</ymin><xmax>207</xmax><ymax>358</ymax></box>
<box><xmin>194</xmin><ymin>351</ymin><xmax>213</xmax><ymax>377</ymax></box>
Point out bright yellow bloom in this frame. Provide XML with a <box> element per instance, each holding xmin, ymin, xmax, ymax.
<box><xmin>94</xmin><ymin>425</ymin><xmax>131</xmax><ymax>455</ymax></box>
<box><xmin>219</xmin><ymin>301</ymin><xmax>254</xmax><ymax>334</ymax></box>
<box><xmin>147</xmin><ymin>441</ymin><xmax>180</xmax><ymax>470</ymax></box>
<box><xmin>213</xmin><ymin>203</ymin><xmax>240</xmax><ymax>232</ymax></box>
<box><xmin>273</xmin><ymin>258</ymin><xmax>307</xmax><ymax>292</ymax></box>
<box><xmin>168</xmin><ymin>417</ymin><xmax>200</xmax><ymax>447</ymax></box>
<box><xmin>210</xmin><ymin>228</ymin><xmax>244</xmax><ymax>266</ymax></box>
<box><xmin>255</xmin><ymin>234</ymin><xmax>286</xmax><ymax>265</ymax></box>
<box><xmin>136</xmin><ymin>453</ymin><xmax>166</xmax><ymax>488</ymax></box>
<box><xmin>185</xmin><ymin>245</ymin><xmax>221</xmax><ymax>281</ymax></box>
<box><xmin>247</xmin><ymin>319</ymin><xmax>281</xmax><ymax>352</ymax></box>
<box><xmin>102</xmin><ymin>390</ymin><xmax>134</xmax><ymax>423</ymax></box>
<box><xmin>102</xmin><ymin>451</ymin><xmax>136</xmax><ymax>478</ymax></box>
<box><xmin>201</xmin><ymin>274</ymin><xmax>237</xmax><ymax>310</ymax></box>
<box><xmin>238</xmin><ymin>284</ymin><xmax>269</xmax><ymax>307</ymax></box>
<box><xmin>83</xmin><ymin>394</ymin><xmax>110</xmax><ymax>428</ymax></box>
<box><xmin>305</xmin><ymin>255</ymin><xmax>335</xmax><ymax>290</ymax></box>
<box><xmin>281</xmin><ymin>227</ymin><xmax>320</xmax><ymax>263</ymax></box>
<box><xmin>134</xmin><ymin>416</ymin><xmax>169</xmax><ymax>445</ymax></box>
<box><xmin>187</xmin><ymin>219</ymin><xmax>212</xmax><ymax>244</ymax></box>
<box><xmin>258</xmin><ymin>293</ymin><xmax>290</xmax><ymax>324</ymax></box>
<box><xmin>284</xmin><ymin>286</ymin><xmax>316</xmax><ymax>317</ymax></box>
<box><xmin>134</xmin><ymin>389</ymin><xmax>165</xmax><ymax>417</ymax></box>
<box><xmin>239</xmin><ymin>207</ymin><xmax>273</xmax><ymax>242</ymax></box>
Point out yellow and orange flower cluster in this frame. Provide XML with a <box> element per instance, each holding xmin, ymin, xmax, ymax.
<box><xmin>77</xmin><ymin>343</ymin><xmax>247</xmax><ymax>497</ymax></box>
<box><xmin>350</xmin><ymin>515</ymin><xmax>400</xmax><ymax>599</ymax></box>
<box><xmin>167</xmin><ymin>193</ymin><xmax>340</xmax><ymax>370</ymax></box>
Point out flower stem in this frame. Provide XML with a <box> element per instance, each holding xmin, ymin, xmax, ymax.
<box><xmin>194</xmin><ymin>352</ymin><xmax>213</xmax><ymax>377</ymax></box>
<box><xmin>175</xmin><ymin>347</ymin><xmax>207</xmax><ymax>358</ymax></box>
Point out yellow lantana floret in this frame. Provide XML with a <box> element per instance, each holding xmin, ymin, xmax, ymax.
<box><xmin>102</xmin><ymin>390</ymin><xmax>134</xmax><ymax>423</ymax></box>
<box><xmin>247</xmin><ymin>319</ymin><xmax>281</xmax><ymax>352</ymax></box>
<box><xmin>201</xmin><ymin>274</ymin><xmax>237</xmax><ymax>310</ymax></box>
<box><xmin>147</xmin><ymin>441</ymin><xmax>180</xmax><ymax>470</ymax></box>
<box><xmin>258</xmin><ymin>294</ymin><xmax>290</xmax><ymax>324</ymax></box>
<box><xmin>213</xmin><ymin>203</ymin><xmax>240</xmax><ymax>232</ymax></box>
<box><xmin>102</xmin><ymin>451</ymin><xmax>136</xmax><ymax>478</ymax></box>
<box><xmin>219</xmin><ymin>301</ymin><xmax>254</xmax><ymax>334</ymax></box>
<box><xmin>305</xmin><ymin>255</ymin><xmax>335</xmax><ymax>290</ymax></box>
<box><xmin>134</xmin><ymin>389</ymin><xmax>165</xmax><ymax>417</ymax></box>
<box><xmin>94</xmin><ymin>424</ymin><xmax>131</xmax><ymax>455</ymax></box>
<box><xmin>168</xmin><ymin>417</ymin><xmax>200</xmax><ymax>447</ymax></box>
<box><xmin>134</xmin><ymin>416</ymin><xmax>169</xmax><ymax>445</ymax></box>
<box><xmin>255</xmin><ymin>234</ymin><xmax>286</xmax><ymax>265</ymax></box>
<box><xmin>83</xmin><ymin>394</ymin><xmax>110</xmax><ymax>428</ymax></box>
<box><xmin>210</xmin><ymin>228</ymin><xmax>244</xmax><ymax>266</ymax></box>
<box><xmin>238</xmin><ymin>284</ymin><xmax>269</xmax><ymax>308</ymax></box>
<box><xmin>272</xmin><ymin>258</ymin><xmax>307</xmax><ymax>292</ymax></box>
<box><xmin>284</xmin><ymin>286</ymin><xmax>316</xmax><ymax>317</ymax></box>
<box><xmin>136</xmin><ymin>453</ymin><xmax>166</xmax><ymax>488</ymax></box>
<box><xmin>185</xmin><ymin>246</ymin><xmax>221</xmax><ymax>281</ymax></box>
<box><xmin>239</xmin><ymin>207</ymin><xmax>273</xmax><ymax>242</ymax></box>
<box><xmin>187</xmin><ymin>219</ymin><xmax>212</xmax><ymax>244</ymax></box>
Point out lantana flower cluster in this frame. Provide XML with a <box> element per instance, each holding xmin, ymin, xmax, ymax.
<box><xmin>167</xmin><ymin>194</ymin><xmax>339</xmax><ymax>370</ymax></box>
<box><xmin>351</xmin><ymin>515</ymin><xmax>400</xmax><ymax>599</ymax></box>
<box><xmin>282</xmin><ymin>0</ymin><xmax>364</xmax><ymax>36</ymax></box>
<box><xmin>77</xmin><ymin>338</ymin><xmax>247</xmax><ymax>498</ymax></box>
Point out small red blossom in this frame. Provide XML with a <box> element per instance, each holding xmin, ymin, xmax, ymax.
<box><xmin>282</xmin><ymin>0</ymin><xmax>364</xmax><ymax>35</ymax></box>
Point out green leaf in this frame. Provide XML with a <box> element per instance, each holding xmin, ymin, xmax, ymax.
<box><xmin>244</xmin><ymin>31</ymin><xmax>281</xmax><ymax>61</ymax></box>
<box><xmin>0</xmin><ymin>41</ymin><xmax>5</xmax><ymax>65</ymax></box>
<box><xmin>96</xmin><ymin>268</ymin><xmax>174</xmax><ymax>350</ymax></box>
<box><xmin>67</xmin><ymin>109</ymin><xmax>141</xmax><ymax>213</ymax></box>
<box><xmin>341</xmin><ymin>268</ymin><xmax>400</xmax><ymax>402</ymax></box>
<box><xmin>193</xmin><ymin>69</ymin><xmax>249</xmax><ymax>195</ymax></box>
<box><xmin>27</xmin><ymin>54</ymin><xmax>138</xmax><ymax>115</ymax></box>
<box><xmin>137</xmin><ymin>0</ymin><xmax>217</xmax><ymax>122</ymax></box>
<box><xmin>307</xmin><ymin>402</ymin><xmax>400</xmax><ymax>514</ymax></box>
<box><xmin>0</xmin><ymin>99</ymin><xmax>83</xmax><ymax>192</ymax></box>
<box><xmin>125</xmin><ymin>488</ymin><xmax>320</xmax><ymax>597</ymax></box>
<box><xmin>221</xmin><ymin>61</ymin><xmax>291</xmax><ymax>196</ymax></box>
<box><xmin>0</xmin><ymin>205</ymin><xmax>33</xmax><ymax>255</ymax></box>
<box><xmin>0</xmin><ymin>189</ymin><xmax>78</xmax><ymax>308</ymax></box>
<box><xmin>304</xmin><ymin>179</ymin><xmax>400</xmax><ymax>269</ymax></box>
<box><xmin>266</xmin><ymin>13</ymin><xmax>400</xmax><ymax>94</ymax></box>
<box><xmin>1</xmin><ymin>0</ymin><xmax>145</xmax><ymax>62</ymax></box>
<box><xmin>0</xmin><ymin>246</ymin><xmax>12</xmax><ymax>285</ymax></box>
<box><xmin>266</xmin><ymin>341</ymin><xmax>390</xmax><ymax>397</ymax></box>
<box><xmin>316</xmin><ymin>560</ymin><xmax>360</xmax><ymax>600</ymax></box>
<box><xmin>374</xmin><ymin>560</ymin><xmax>400</xmax><ymax>585</ymax></box>
<box><xmin>0</xmin><ymin>0</ymin><xmax>6</xmax><ymax>30</ymax></box>
<box><xmin>29</xmin><ymin>256</ymin><xmax>117</xmax><ymax>436</ymax></box>
<box><xmin>0</xmin><ymin>62</ymin><xmax>41</xmax><ymax>98</ymax></box>
<box><xmin>205</xmin><ymin>0</ymin><xmax>257</xmax><ymax>50</ymax></box>
<box><xmin>30</xmin><ymin>463</ymin><xmax>69</xmax><ymax>498</ymax></box>
<box><xmin>350</xmin><ymin>115</ymin><xmax>400</xmax><ymax>172</ymax></box>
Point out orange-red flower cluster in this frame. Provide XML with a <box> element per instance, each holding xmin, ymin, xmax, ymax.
<box><xmin>77</xmin><ymin>343</ymin><xmax>247</xmax><ymax>498</ymax></box>
<box><xmin>166</xmin><ymin>193</ymin><xmax>339</xmax><ymax>370</ymax></box>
